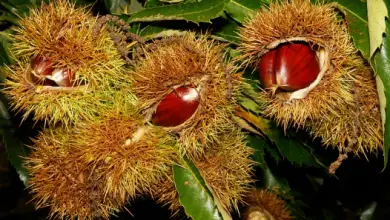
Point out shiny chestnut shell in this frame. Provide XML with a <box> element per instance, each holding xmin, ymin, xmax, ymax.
<box><xmin>152</xmin><ymin>85</ymin><xmax>200</xmax><ymax>127</ymax></box>
<box><xmin>30</xmin><ymin>55</ymin><xmax>74</xmax><ymax>87</ymax></box>
<box><xmin>258</xmin><ymin>42</ymin><xmax>320</xmax><ymax>92</ymax></box>
<box><xmin>31</xmin><ymin>55</ymin><xmax>54</xmax><ymax>77</ymax></box>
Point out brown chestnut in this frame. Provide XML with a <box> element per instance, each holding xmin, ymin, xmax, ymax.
<box><xmin>31</xmin><ymin>55</ymin><xmax>54</xmax><ymax>77</ymax></box>
<box><xmin>30</xmin><ymin>55</ymin><xmax>74</xmax><ymax>87</ymax></box>
<box><xmin>258</xmin><ymin>42</ymin><xmax>320</xmax><ymax>92</ymax></box>
<box><xmin>152</xmin><ymin>85</ymin><xmax>200</xmax><ymax>127</ymax></box>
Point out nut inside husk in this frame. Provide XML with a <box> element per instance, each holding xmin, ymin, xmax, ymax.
<box><xmin>3</xmin><ymin>0</ymin><xmax>135</xmax><ymax>126</ymax></box>
<box><xmin>132</xmin><ymin>33</ymin><xmax>243</xmax><ymax>159</ymax></box>
<box><xmin>237</xmin><ymin>0</ymin><xmax>383</xmax><ymax>155</ymax></box>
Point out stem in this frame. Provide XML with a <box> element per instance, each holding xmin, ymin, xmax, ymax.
<box><xmin>328</xmin><ymin>147</ymin><xmax>352</xmax><ymax>174</ymax></box>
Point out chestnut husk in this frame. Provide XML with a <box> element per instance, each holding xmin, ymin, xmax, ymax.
<box><xmin>237</xmin><ymin>0</ymin><xmax>382</xmax><ymax>155</ymax></box>
<box><xmin>131</xmin><ymin>33</ymin><xmax>243</xmax><ymax>159</ymax></box>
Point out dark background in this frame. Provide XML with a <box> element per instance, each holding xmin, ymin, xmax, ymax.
<box><xmin>2</xmin><ymin>0</ymin><xmax>390</xmax><ymax>219</ymax></box>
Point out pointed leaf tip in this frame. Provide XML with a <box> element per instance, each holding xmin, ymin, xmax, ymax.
<box><xmin>367</xmin><ymin>0</ymin><xmax>388</xmax><ymax>57</ymax></box>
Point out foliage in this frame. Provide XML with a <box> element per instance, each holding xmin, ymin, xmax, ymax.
<box><xmin>173</xmin><ymin>156</ymin><xmax>230</xmax><ymax>220</ymax></box>
<box><xmin>1</xmin><ymin>0</ymin><xmax>390</xmax><ymax>219</ymax></box>
<box><xmin>367</xmin><ymin>0</ymin><xmax>390</xmax><ymax>170</ymax></box>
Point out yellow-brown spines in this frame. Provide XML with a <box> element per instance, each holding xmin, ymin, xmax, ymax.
<box><xmin>307</xmin><ymin>60</ymin><xmax>382</xmax><ymax>154</ymax></box>
<box><xmin>151</xmin><ymin>129</ymin><xmax>255</xmax><ymax>215</ymax></box>
<box><xmin>70</xmin><ymin>111</ymin><xmax>178</xmax><ymax>201</ymax></box>
<box><xmin>239</xmin><ymin>0</ymin><xmax>355</xmax><ymax>126</ymax></box>
<box><xmin>243</xmin><ymin>189</ymin><xmax>292</xmax><ymax>220</ymax></box>
<box><xmin>13</xmin><ymin>0</ymin><xmax>92</xmax><ymax>61</ymax></box>
<box><xmin>26</xmin><ymin>129</ymin><xmax>123</xmax><ymax>219</ymax></box>
<box><xmin>239</xmin><ymin>0</ymin><xmax>351</xmax><ymax>67</ymax></box>
<box><xmin>238</xmin><ymin>0</ymin><xmax>382</xmax><ymax>154</ymax></box>
<box><xmin>26</xmin><ymin>110</ymin><xmax>178</xmax><ymax>219</ymax></box>
<box><xmin>3</xmin><ymin>0</ymin><xmax>134</xmax><ymax>126</ymax></box>
<box><xmin>132</xmin><ymin>33</ymin><xmax>242</xmax><ymax>159</ymax></box>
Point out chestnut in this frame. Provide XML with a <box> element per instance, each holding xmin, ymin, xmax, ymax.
<box><xmin>152</xmin><ymin>85</ymin><xmax>200</xmax><ymax>127</ymax></box>
<box><xmin>30</xmin><ymin>55</ymin><xmax>74</xmax><ymax>87</ymax></box>
<box><xmin>31</xmin><ymin>55</ymin><xmax>54</xmax><ymax>77</ymax></box>
<box><xmin>258</xmin><ymin>42</ymin><xmax>320</xmax><ymax>92</ymax></box>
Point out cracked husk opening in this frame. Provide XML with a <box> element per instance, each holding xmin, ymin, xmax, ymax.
<box><xmin>237</xmin><ymin>0</ymin><xmax>383</xmax><ymax>155</ymax></box>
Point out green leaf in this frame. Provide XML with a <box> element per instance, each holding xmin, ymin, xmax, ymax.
<box><xmin>138</xmin><ymin>24</ymin><xmax>187</xmax><ymax>40</ymax></box>
<box><xmin>144</xmin><ymin>0</ymin><xmax>169</xmax><ymax>8</ymax></box>
<box><xmin>136</xmin><ymin>16</ymin><xmax>239</xmax><ymax>44</ymax></box>
<box><xmin>159</xmin><ymin>0</ymin><xmax>185</xmax><ymax>3</ymax></box>
<box><xmin>263</xmin><ymin>140</ymin><xmax>281</xmax><ymax>163</ymax></box>
<box><xmin>0</xmin><ymin>94</ymin><xmax>30</xmax><ymax>186</ymax></box>
<box><xmin>3</xmin><ymin>129</ymin><xmax>30</xmax><ymax>186</ymax></box>
<box><xmin>238</xmin><ymin>95</ymin><xmax>263</xmax><ymax>114</ymax></box>
<box><xmin>130</xmin><ymin>0</ymin><xmax>230</xmax><ymax>24</ymax></box>
<box><xmin>330</xmin><ymin>0</ymin><xmax>370</xmax><ymax>59</ymax></box>
<box><xmin>305</xmin><ymin>144</ymin><xmax>333</xmax><ymax>170</ymax></box>
<box><xmin>104</xmin><ymin>0</ymin><xmax>143</xmax><ymax>15</ymax></box>
<box><xmin>261</xmin><ymin>165</ymin><xmax>291</xmax><ymax>194</ymax></box>
<box><xmin>246</xmin><ymin>134</ymin><xmax>266</xmax><ymax>167</ymax></box>
<box><xmin>236</xmin><ymin>105</ymin><xmax>317</xmax><ymax>167</ymax></box>
<box><xmin>369</xmin><ymin>0</ymin><xmax>390</xmax><ymax>170</ymax></box>
<box><xmin>237</xmin><ymin>80</ymin><xmax>317</xmax><ymax>166</ymax></box>
<box><xmin>246</xmin><ymin>134</ymin><xmax>281</xmax><ymax>166</ymax></box>
<box><xmin>0</xmin><ymin>0</ymin><xmax>40</xmax><ymax>17</ymax></box>
<box><xmin>360</xmin><ymin>201</ymin><xmax>378</xmax><ymax>220</ymax></box>
<box><xmin>0</xmin><ymin>0</ymin><xmax>49</xmax><ymax>28</ymax></box>
<box><xmin>238</xmin><ymin>82</ymin><xmax>264</xmax><ymax>114</ymax></box>
<box><xmin>265</xmin><ymin>121</ymin><xmax>318</xmax><ymax>167</ymax></box>
<box><xmin>129</xmin><ymin>0</ymin><xmax>144</xmax><ymax>14</ymax></box>
<box><xmin>0</xmin><ymin>97</ymin><xmax>10</xmax><ymax>128</ymax></box>
<box><xmin>237</xmin><ymin>107</ymin><xmax>317</xmax><ymax>166</ymax></box>
<box><xmin>145</xmin><ymin>0</ymin><xmax>196</xmax><ymax>7</ymax></box>
<box><xmin>0</xmin><ymin>32</ymin><xmax>12</xmax><ymax>70</ymax></box>
<box><xmin>4</xmin><ymin>0</ymin><xmax>40</xmax><ymax>5</ymax></box>
<box><xmin>360</xmin><ymin>202</ymin><xmax>390</xmax><ymax>220</ymax></box>
<box><xmin>367</xmin><ymin>0</ymin><xmax>388</xmax><ymax>57</ymax></box>
<box><xmin>225</xmin><ymin>0</ymin><xmax>268</xmax><ymax>23</ymax></box>
<box><xmin>211</xmin><ymin>17</ymin><xmax>240</xmax><ymax>44</ymax></box>
<box><xmin>173</xmin><ymin>157</ymin><xmax>227</xmax><ymax>220</ymax></box>
<box><xmin>0</xmin><ymin>15</ymin><xmax>20</xmax><ymax>25</ymax></box>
